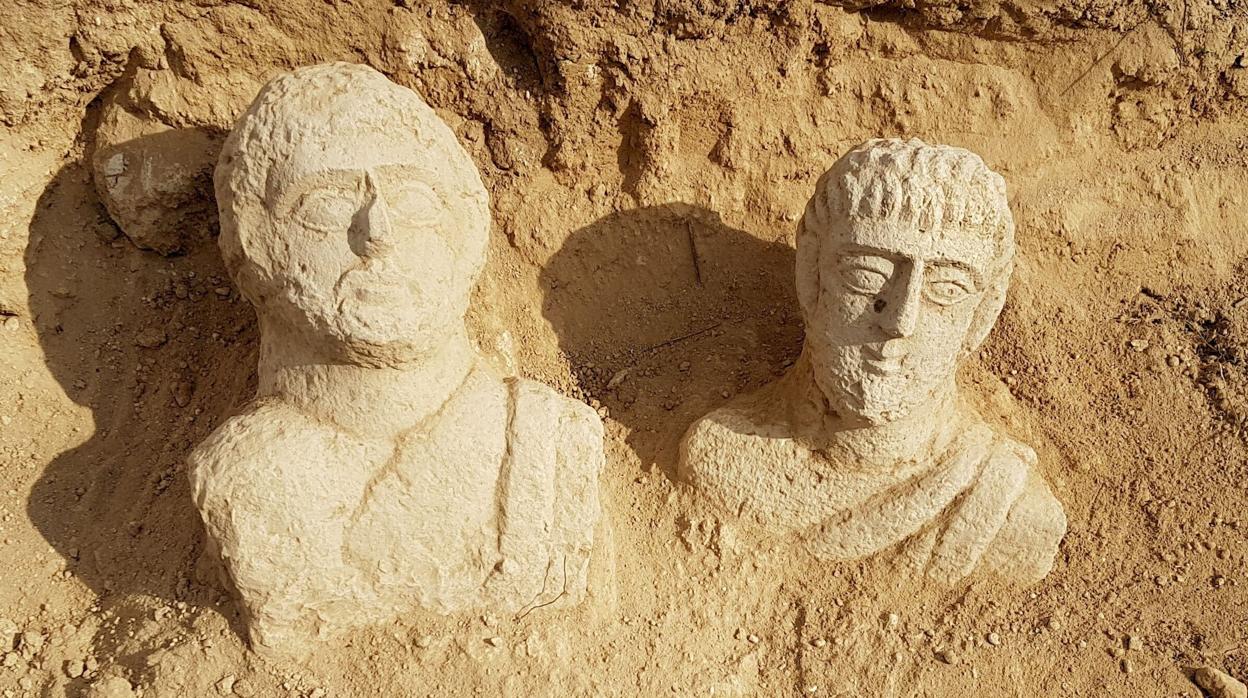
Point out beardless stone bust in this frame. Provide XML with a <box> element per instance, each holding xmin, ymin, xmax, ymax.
<box><xmin>189</xmin><ymin>63</ymin><xmax>605</xmax><ymax>657</ymax></box>
<box><xmin>680</xmin><ymin>139</ymin><xmax>1066</xmax><ymax>585</ymax></box>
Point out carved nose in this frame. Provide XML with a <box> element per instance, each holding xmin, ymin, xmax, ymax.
<box><xmin>876</xmin><ymin>269</ymin><xmax>922</xmax><ymax>339</ymax></box>
<box><xmin>349</xmin><ymin>171</ymin><xmax>394</xmax><ymax>258</ymax></box>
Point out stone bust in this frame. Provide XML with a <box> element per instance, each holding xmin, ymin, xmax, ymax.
<box><xmin>680</xmin><ymin>139</ymin><xmax>1066</xmax><ymax>585</ymax></box>
<box><xmin>189</xmin><ymin>63</ymin><xmax>605</xmax><ymax>656</ymax></box>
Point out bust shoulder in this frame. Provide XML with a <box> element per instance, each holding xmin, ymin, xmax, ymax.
<box><xmin>187</xmin><ymin>398</ymin><xmax>375</xmax><ymax>515</ymax></box>
<box><xmin>505</xmin><ymin>377</ymin><xmax>604</xmax><ymax>461</ymax></box>
<box><xmin>679</xmin><ymin>401</ymin><xmax>803</xmax><ymax>521</ymax></box>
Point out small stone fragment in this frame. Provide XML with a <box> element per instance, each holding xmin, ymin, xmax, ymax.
<box><xmin>231</xmin><ymin>678</ymin><xmax>256</xmax><ymax>698</ymax></box>
<box><xmin>485</xmin><ymin>636</ymin><xmax>503</xmax><ymax>647</ymax></box>
<box><xmin>747</xmin><ymin>634</ymin><xmax>759</xmax><ymax>644</ymax></box>
<box><xmin>1193</xmin><ymin>667</ymin><xmax>1248</xmax><ymax>698</ymax></box>
<box><xmin>135</xmin><ymin>327</ymin><xmax>167</xmax><ymax>349</ymax></box>
<box><xmin>1129</xmin><ymin>339</ymin><xmax>1149</xmax><ymax>352</ymax></box>
<box><xmin>215</xmin><ymin>675</ymin><xmax>235</xmax><ymax>694</ymax></box>
<box><xmin>2</xmin><ymin>652</ymin><xmax>18</xmax><ymax>667</ymax></box>
<box><xmin>1125</xmin><ymin>634</ymin><xmax>1142</xmax><ymax>651</ymax></box>
<box><xmin>0</xmin><ymin>618</ymin><xmax>16</xmax><ymax>649</ymax></box>
<box><xmin>986</xmin><ymin>632</ymin><xmax>1001</xmax><ymax>646</ymax></box>
<box><xmin>84</xmin><ymin>676</ymin><xmax>137</xmax><ymax>698</ymax></box>
<box><xmin>935</xmin><ymin>649</ymin><xmax>957</xmax><ymax>665</ymax></box>
<box><xmin>19</xmin><ymin>631</ymin><xmax>44</xmax><ymax>653</ymax></box>
<box><xmin>66</xmin><ymin>659</ymin><xmax>85</xmax><ymax>678</ymax></box>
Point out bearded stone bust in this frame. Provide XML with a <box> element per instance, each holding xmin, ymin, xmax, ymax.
<box><xmin>189</xmin><ymin>63</ymin><xmax>605</xmax><ymax>657</ymax></box>
<box><xmin>679</xmin><ymin>139</ymin><xmax>1066</xmax><ymax>585</ymax></box>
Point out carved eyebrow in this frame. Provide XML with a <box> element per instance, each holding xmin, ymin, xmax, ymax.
<box><xmin>838</xmin><ymin>243</ymin><xmax>905</xmax><ymax>262</ymax></box>
<box><xmin>837</xmin><ymin>244</ymin><xmax>985</xmax><ymax>287</ymax></box>
<box><xmin>925</xmin><ymin>259</ymin><xmax>984</xmax><ymax>288</ymax></box>
<box><xmin>271</xmin><ymin>168</ymin><xmax>363</xmax><ymax>215</ymax></box>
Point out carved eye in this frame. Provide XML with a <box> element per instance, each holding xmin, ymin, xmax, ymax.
<box><xmin>386</xmin><ymin>182</ymin><xmax>442</xmax><ymax>227</ymax></box>
<box><xmin>841</xmin><ymin>267</ymin><xmax>889</xmax><ymax>295</ymax></box>
<box><xmin>292</xmin><ymin>186</ymin><xmax>361</xmax><ymax>234</ymax></box>
<box><xmin>928</xmin><ymin>274</ymin><xmax>973</xmax><ymax>304</ymax></box>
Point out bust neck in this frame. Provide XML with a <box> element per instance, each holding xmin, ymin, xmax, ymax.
<box><xmin>783</xmin><ymin>352</ymin><xmax>958</xmax><ymax>470</ymax></box>
<box><xmin>254</xmin><ymin>316</ymin><xmax>477</xmax><ymax>440</ymax></box>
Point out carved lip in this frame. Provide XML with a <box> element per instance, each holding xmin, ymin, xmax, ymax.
<box><xmin>863</xmin><ymin>356</ymin><xmax>903</xmax><ymax>375</ymax></box>
<box><xmin>861</xmin><ymin>344</ymin><xmax>905</xmax><ymax>374</ymax></box>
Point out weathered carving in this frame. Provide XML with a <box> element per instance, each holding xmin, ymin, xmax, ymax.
<box><xmin>680</xmin><ymin>139</ymin><xmax>1066</xmax><ymax>585</ymax></box>
<box><xmin>189</xmin><ymin>63</ymin><xmax>604</xmax><ymax>655</ymax></box>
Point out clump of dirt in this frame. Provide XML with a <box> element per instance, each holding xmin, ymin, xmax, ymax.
<box><xmin>2</xmin><ymin>1</ymin><xmax>1248</xmax><ymax>696</ymax></box>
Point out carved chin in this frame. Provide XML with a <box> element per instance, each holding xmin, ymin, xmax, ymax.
<box><xmin>818</xmin><ymin>377</ymin><xmax>908</xmax><ymax>425</ymax></box>
<box><xmin>326</xmin><ymin>272</ymin><xmax>462</xmax><ymax>362</ymax></box>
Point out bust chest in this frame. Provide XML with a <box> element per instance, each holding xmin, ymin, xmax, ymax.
<box><xmin>341</xmin><ymin>370</ymin><xmax>512</xmax><ymax>606</ymax></box>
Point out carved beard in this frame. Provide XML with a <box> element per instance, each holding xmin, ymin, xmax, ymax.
<box><xmin>328</xmin><ymin>262</ymin><xmax>460</xmax><ymax>366</ymax></box>
<box><xmin>810</xmin><ymin>343</ymin><xmax>956</xmax><ymax>426</ymax></box>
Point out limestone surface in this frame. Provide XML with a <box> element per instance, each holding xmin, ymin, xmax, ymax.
<box><xmin>188</xmin><ymin>63</ymin><xmax>605</xmax><ymax>656</ymax></box>
<box><xmin>680</xmin><ymin>138</ymin><xmax>1066</xmax><ymax>585</ymax></box>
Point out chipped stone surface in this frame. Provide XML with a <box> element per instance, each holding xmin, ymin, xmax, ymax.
<box><xmin>1195</xmin><ymin>667</ymin><xmax>1248</xmax><ymax>698</ymax></box>
<box><xmin>90</xmin><ymin>97</ymin><xmax>219</xmax><ymax>255</ymax></box>
<box><xmin>680</xmin><ymin>139</ymin><xmax>1066</xmax><ymax>585</ymax></box>
<box><xmin>189</xmin><ymin>63</ymin><xmax>605</xmax><ymax>657</ymax></box>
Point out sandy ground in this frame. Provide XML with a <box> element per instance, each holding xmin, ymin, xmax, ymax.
<box><xmin>1</xmin><ymin>0</ymin><xmax>1247</xmax><ymax>696</ymax></box>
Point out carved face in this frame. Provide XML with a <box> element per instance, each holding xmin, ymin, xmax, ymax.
<box><xmin>260</xmin><ymin>128</ymin><xmax>471</xmax><ymax>361</ymax></box>
<box><xmin>805</xmin><ymin>218</ymin><xmax>998</xmax><ymax>425</ymax></box>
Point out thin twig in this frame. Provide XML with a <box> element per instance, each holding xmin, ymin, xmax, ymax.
<box><xmin>686</xmin><ymin>219</ymin><xmax>703</xmax><ymax>286</ymax></box>
<box><xmin>515</xmin><ymin>555</ymin><xmax>570</xmax><ymax>621</ymax></box>
<box><xmin>640</xmin><ymin>322</ymin><xmax>722</xmax><ymax>355</ymax></box>
<box><xmin>1059</xmin><ymin>17</ymin><xmax>1150</xmax><ymax>97</ymax></box>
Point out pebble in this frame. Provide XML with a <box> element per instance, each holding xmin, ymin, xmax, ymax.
<box><xmin>1129</xmin><ymin>339</ymin><xmax>1149</xmax><ymax>352</ymax></box>
<box><xmin>811</xmin><ymin>638</ymin><xmax>827</xmax><ymax>648</ymax></box>
<box><xmin>1125</xmin><ymin>634</ymin><xmax>1142</xmax><ymax>651</ymax></box>
<box><xmin>66</xmin><ymin>659</ymin><xmax>85</xmax><ymax>678</ymax></box>
<box><xmin>0</xmin><ymin>618</ymin><xmax>16</xmax><ymax>646</ymax></box>
<box><xmin>485</xmin><ymin>636</ymin><xmax>503</xmax><ymax>647</ymax></box>
<box><xmin>84</xmin><ymin>676</ymin><xmax>136</xmax><ymax>698</ymax></box>
<box><xmin>1120</xmin><ymin>658</ymin><xmax>1134</xmax><ymax>674</ymax></box>
<box><xmin>935</xmin><ymin>649</ymin><xmax>957</xmax><ymax>665</ymax></box>
<box><xmin>2</xmin><ymin>652</ymin><xmax>18</xmax><ymax>667</ymax></box>
<box><xmin>415</xmin><ymin>636</ymin><xmax>432</xmax><ymax>649</ymax></box>
<box><xmin>986</xmin><ymin>632</ymin><xmax>1001</xmax><ymax>646</ymax></box>
<box><xmin>135</xmin><ymin>327</ymin><xmax>167</xmax><ymax>349</ymax></box>
<box><xmin>215</xmin><ymin>675</ymin><xmax>235</xmax><ymax>694</ymax></box>
<box><xmin>1193</xmin><ymin>666</ymin><xmax>1248</xmax><ymax>698</ymax></box>
<box><xmin>747</xmin><ymin>634</ymin><xmax>759</xmax><ymax>644</ymax></box>
<box><xmin>232</xmin><ymin>678</ymin><xmax>256</xmax><ymax>697</ymax></box>
<box><xmin>20</xmin><ymin>631</ymin><xmax>44</xmax><ymax>653</ymax></box>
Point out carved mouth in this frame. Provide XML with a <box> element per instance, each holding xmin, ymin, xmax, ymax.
<box><xmin>861</xmin><ymin>344</ymin><xmax>905</xmax><ymax>375</ymax></box>
<box><xmin>863</xmin><ymin>356</ymin><xmax>903</xmax><ymax>375</ymax></box>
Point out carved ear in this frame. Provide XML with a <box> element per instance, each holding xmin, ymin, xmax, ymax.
<box><xmin>795</xmin><ymin>197</ymin><xmax>825</xmax><ymax>322</ymax></box>
<box><xmin>963</xmin><ymin>258</ymin><xmax>1012</xmax><ymax>354</ymax></box>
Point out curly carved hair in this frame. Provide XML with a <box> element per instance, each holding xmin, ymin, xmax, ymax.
<box><xmin>796</xmin><ymin>138</ymin><xmax>1016</xmax><ymax>351</ymax></box>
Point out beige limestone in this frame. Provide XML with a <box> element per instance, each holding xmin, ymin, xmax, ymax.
<box><xmin>680</xmin><ymin>138</ymin><xmax>1066</xmax><ymax>585</ymax></box>
<box><xmin>188</xmin><ymin>63</ymin><xmax>605</xmax><ymax>657</ymax></box>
